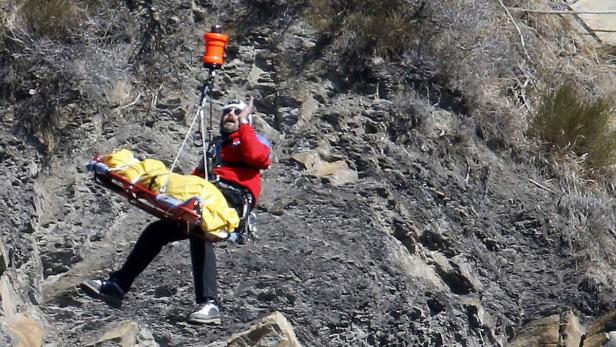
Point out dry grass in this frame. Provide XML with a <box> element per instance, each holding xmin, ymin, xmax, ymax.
<box><xmin>0</xmin><ymin>7</ymin><xmax>5</xmax><ymax>37</ymax></box>
<box><xmin>528</xmin><ymin>84</ymin><xmax>616</xmax><ymax>169</ymax></box>
<box><xmin>307</xmin><ymin>0</ymin><xmax>424</xmax><ymax>59</ymax></box>
<box><xmin>20</xmin><ymin>0</ymin><xmax>83</xmax><ymax>40</ymax></box>
<box><xmin>300</xmin><ymin>0</ymin><xmax>531</xmax><ymax>147</ymax></box>
<box><xmin>557</xmin><ymin>190</ymin><xmax>616</xmax><ymax>289</ymax></box>
<box><xmin>596</xmin><ymin>45</ymin><xmax>616</xmax><ymax>66</ymax></box>
<box><xmin>1</xmin><ymin>0</ymin><xmax>136</xmax><ymax>151</ymax></box>
<box><xmin>512</xmin><ymin>4</ymin><xmax>616</xmax><ymax>189</ymax></box>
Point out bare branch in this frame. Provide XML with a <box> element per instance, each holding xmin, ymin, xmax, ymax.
<box><xmin>508</xmin><ymin>8</ymin><xmax>616</xmax><ymax>15</ymax></box>
<box><xmin>529</xmin><ymin>179</ymin><xmax>557</xmax><ymax>195</ymax></box>
<box><xmin>497</xmin><ymin>0</ymin><xmax>531</xmax><ymax>62</ymax></box>
<box><xmin>115</xmin><ymin>92</ymin><xmax>142</xmax><ymax>111</ymax></box>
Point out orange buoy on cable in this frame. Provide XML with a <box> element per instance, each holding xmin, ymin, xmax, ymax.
<box><xmin>203</xmin><ymin>25</ymin><xmax>228</xmax><ymax>69</ymax></box>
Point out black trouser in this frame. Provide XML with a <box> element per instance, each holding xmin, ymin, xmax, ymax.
<box><xmin>110</xmin><ymin>220</ymin><xmax>217</xmax><ymax>304</ymax></box>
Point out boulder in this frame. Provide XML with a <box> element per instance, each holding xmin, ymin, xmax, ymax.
<box><xmin>584</xmin><ymin>310</ymin><xmax>616</xmax><ymax>347</ymax></box>
<box><xmin>1</xmin><ymin>273</ymin><xmax>45</xmax><ymax>347</ymax></box>
<box><xmin>292</xmin><ymin>150</ymin><xmax>357</xmax><ymax>186</ymax></box>
<box><xmin>6</xmin><ymin>313</ymin><xmax>44</xmax><ymax>347</ymax></box>
<box><xmin>426</xmin><ymin>252</ymin><xmax>481</xmax><ymax>295</ymax></box>
<box><xmin>106</xmin><ymin>80</ymin><xmax>134</xmax><ymax>108</ymax></box>
<box><xmin>88</xmin><ymin>321</ymin><xmax>158</xmax><ymax>347</ymax></box>
<box><xmin>605</xmin><ymin>331</ymin><xmax>616</xmax><ymax>347</ymax></box>
<box><xmin>248</xmin><ymin>64</ymin><xmax>266</xmax><ymax>88</ymax></box>
<box><xmin>507</xmin><ymin>314</ymin><xmax>560</xmax><ymax>347</ymax></box>
<box><xmin>226</xmin><ymin>311</ymin><xmax>301</xmax><ymax>347</ymax></box>
<box><xmin>507</xmin><ymin>310</ymin><xmax>583</xmax><ymax>347</ymax></box>
<box><xmin>561</xmin><ymin>311</ymin><xmax>583</xmax><ymax>347</ymax></box>
<box><xmin>298</xmin><ymin>95</ymin><xmax>318</xmax><ymax>126</ymax></box>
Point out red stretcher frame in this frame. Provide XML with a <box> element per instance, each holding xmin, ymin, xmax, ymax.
<box><xmin>90</xmin><ymin>158</ymin><xmax>202</xmax><ymax>229</ymax></box>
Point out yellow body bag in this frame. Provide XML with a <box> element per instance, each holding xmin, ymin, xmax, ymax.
<box><xmin>163</xmin><ymin>174</ymin><xmax>240</xmax><ymax>235</ymax></box>
<box><xmin>100</xmin><ymin>149</ymin><xmax>239</xmax><ymax>237</ymax></box>
<box><xmin>103</xmin><ymin>149</ymin><xmax>139</xmax><ymax>171</ymax></box>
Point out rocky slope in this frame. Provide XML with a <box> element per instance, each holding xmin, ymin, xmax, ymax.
<box><xmin>2</xmin><ymin>0</ymin><xmax>616</xmax><ymax>346</ymax></box>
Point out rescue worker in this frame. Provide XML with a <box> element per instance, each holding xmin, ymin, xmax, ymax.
<box><xmin>81</xmin><ymin>96</ymin><xmax>272</xmax><ymax>324</ymax></box>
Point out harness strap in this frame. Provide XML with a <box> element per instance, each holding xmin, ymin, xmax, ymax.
<box><xmin>213</xmin><ymin>180</ymin><xmax>253</xmax><ymax>230</ymax></box>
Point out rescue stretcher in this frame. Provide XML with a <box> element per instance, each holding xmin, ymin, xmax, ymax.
<box><xmin>83</xmin><ymin>25</ymin><xmax>248</xmax><ymax>243</ymax></box>
<box><xmin>86</xmin><ymin>155</ymin><xmax>239</xmax><ymax>242</ymax></box>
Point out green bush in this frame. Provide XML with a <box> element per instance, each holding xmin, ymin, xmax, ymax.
<box><xmin>21</xmin><ymin>0</ymin><xmax>82</xmax><ymax>40</ymax></box>
<box><xmin>528</xmin><ymin>84</ymin><xmax>616</xmax><ymax>168</ymax></box>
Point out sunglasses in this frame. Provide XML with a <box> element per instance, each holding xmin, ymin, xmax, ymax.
<box><xmin>223</xmin><ymin>108</ymin><xmax>242</xmax><ymax>116</ymax></box>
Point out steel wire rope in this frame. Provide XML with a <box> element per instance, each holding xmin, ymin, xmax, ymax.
<box><xmin>161</xmin><ymin>101</ymin><xmax>203</xmax><ymax>193</ymax></box>
<box><xmin>165</xmin><ymin>0</ymin><xmax>225</xmax><ymax>188</ymax></box>
<box><xmin>215</xmin><ymin>0</ymin><xmax>220</xmax><ymax>24</ymax></box>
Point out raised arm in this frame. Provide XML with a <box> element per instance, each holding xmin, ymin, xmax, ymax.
<box><xmin>237</xmin><ymin>124</ymin><xmax>271</xmax><ymax>169</ymax></box>
<box><xmin>236</xmin><ymin>97</ymin><xmax>271</xmax><ymax>169</ymax></box>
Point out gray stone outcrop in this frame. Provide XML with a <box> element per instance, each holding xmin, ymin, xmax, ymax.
<box><xmin>2</xmin><ymin>0</ymin><xmax>616</xmax><ymax>346</ymax></box>
<box><xmin>208</xmin><ymin>311</ymin><xmax>300</xmax><ymax>347</ymax></box>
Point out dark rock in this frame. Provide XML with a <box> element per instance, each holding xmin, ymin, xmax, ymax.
<box><xmin>1</xmin><ymin>1</ymin><xmax>615</xmax><ymax>346</ymax></box>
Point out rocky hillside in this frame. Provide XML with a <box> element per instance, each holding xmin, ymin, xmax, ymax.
<box><xmin>2</xmin><ymin>0</ymin><xmax>616</xmax><ymax>346</ymax></box>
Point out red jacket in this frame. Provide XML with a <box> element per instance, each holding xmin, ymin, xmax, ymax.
<box><xmin>194</xmin><ymin>124</ymin><xmax>271</xmax><ymax>202</ymax></box>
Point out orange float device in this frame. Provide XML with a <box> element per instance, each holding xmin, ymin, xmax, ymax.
<box><xmin>203</xmin><ymin>25</ymin><xmax>228</xmax><ymax>69</ymax></box>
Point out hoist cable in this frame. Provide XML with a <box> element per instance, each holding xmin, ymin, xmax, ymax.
<box><xmin>161</xmin><ymin>99</ymin><xmax>203</xmax><ymax>194</ymax></box>
<box><xmin>169</xmin><ymin>105</ymin><xmax>201</xmax><ymax>174</ymax></box>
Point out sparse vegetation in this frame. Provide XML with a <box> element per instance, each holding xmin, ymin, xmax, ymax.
<box><xmin>528</xmin><ymin>84</ymin><xmax>616</xmax><ymax>169</ymax></box>
<box><xmin>0</xmin><ymin>7</ymin><xmax>5</xmax><ymax>37</ymax></box>
<box><xmin>307</xmin><ymin>0</ymin><xmax>425</xmax><ymax>60</ymax></box>
<box><xmin>299</xmin><ymin>0</ymin><xmax>529</xmax><ymax>147</ymax></box>
<box><xmin>21</xmin><ymin>0</ymin><xmax>83</xmax><ymax>40</ymax></box>
<box><xmin>0</xmin><ymin>0</ymin><xmax>136</xmax><ymax>151</ymax></box>
<box><xmin>6</xmin><ymin>1</ymin><xmax>616</xmax><ymax>343</ymax></box>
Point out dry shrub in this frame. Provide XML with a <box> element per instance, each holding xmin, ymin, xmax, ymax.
<box><xmin>558</xmin><ymin>192</ymin><xmax>614</xmax><ymax>249</ymax></box>
<box><xmin>0</xmin><ymin>7</ymin><xmax>5</xmax><ymax>37</ymax></box>
<box><xmin>304</xmin><ymin>0</ymin><xmax>428</xmax><ymax>85</ymax></box>
<box><xmin>557</xmin><ymin>191</ymin><xmax>616</xmax><ymax>310</ymax></box>
<box><xmin>302</xmin><ymin>0</ymin><xmax>529</xmax><ymax>147</ymax></box>
<box><xmin>578</xmin><ymin>264</ymin><xmax>616</xmax><ymax>314</ymax></box>
<box><xmin>528</xmin><ymin>84</ymin><xmax>616</xmax><ymax>169</ymax></box>
<box><xmin>2</xmin><ymin>0</ymin><xmax>136</xmax><ymax>152</ymax></box>
<box><xmin>20</xmin><ymin>0</ymin><xmax>82</xmax><ymax>40</ymax></box>
<box><xmin>308</xmin><ymin>0</ymin><xmax>424</xmax><ymax>59</ymax></box>
<box><xmin>596</xmin><ymin>45</ymin><xmax>616</xmax><ymax>65</ymax></box>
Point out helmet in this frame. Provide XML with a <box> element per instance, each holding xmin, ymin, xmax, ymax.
<box><xmin>222</xmin><ymin>99</ymin><xmax>251</xmax><ymax>125</ymax></box>
<box><xmin>222</xmin><ymin>99</ymin><xmax>247</xmax><ymax>112</ymax></box>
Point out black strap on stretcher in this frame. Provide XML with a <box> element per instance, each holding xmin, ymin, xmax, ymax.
<box><xmin>213</xmin><ymin>179</ymin><xmax>257</xmax><ymax>242</ymax></box>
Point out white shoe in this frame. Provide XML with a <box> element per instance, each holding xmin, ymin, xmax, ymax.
<box><xmin>189</xmin><ymin>301</ymin><xmax>221</xmax><ymax>324</ymax></box>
